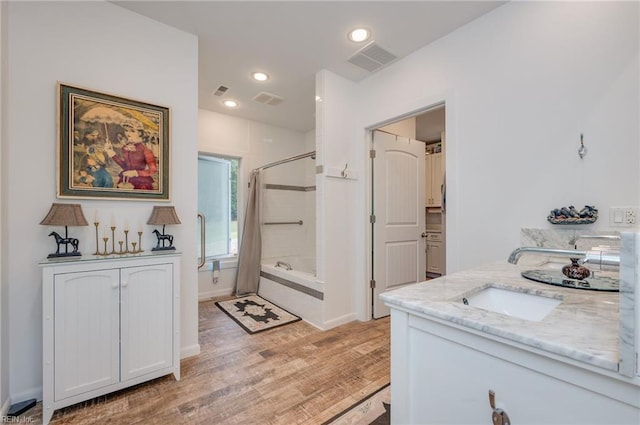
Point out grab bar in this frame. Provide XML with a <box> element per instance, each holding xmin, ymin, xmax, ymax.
<box><xmin>263</xmin><ymin>220</ymin><xmax>303</xmax><ymax>225</ymax></box>
<box><xmin>198</xmin><ymin>212</ymin><xmax>206</xmax><ymax>269</ymax></box>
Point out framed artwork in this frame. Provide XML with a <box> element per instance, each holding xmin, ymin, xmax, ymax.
<box><xmin>58</xmin><ymin>83</ymin><xmax>170</xmax><ymax>200</ymax></box>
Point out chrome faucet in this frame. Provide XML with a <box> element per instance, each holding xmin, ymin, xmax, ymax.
<box><xmin>508</xmin><ymin>246</ymin><xmax>620</xmax><ymax>269</ymax></box>
<box><xmin>508</xmin><ymin>247</ymin><xmax>587</xmax><ymax>264</ymax></box>
<box><xmin>275</xmin><ymin>260</ymin><xmax>292</xmax><ymax>271</ymax></box>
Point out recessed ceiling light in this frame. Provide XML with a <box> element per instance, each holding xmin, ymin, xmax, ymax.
<box><xmin>252</xmin><ymin>72</ymin><xmax>269</xmax><ymax>82</ymax></box>
<box><xmin>348</xmin><ymin>28</ymin><xmax>370</xmax><ymax>43</ymax></box>
<box><xmin>223</xmin><ymin>100</ymin><xmax>238</xmax><ymax>108</ymax></box>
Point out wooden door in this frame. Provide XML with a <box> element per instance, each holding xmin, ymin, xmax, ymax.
<box><xmin>372</xmin><ymin>130</ymin><xmax>426</xmax><ymax>318</ymax></box>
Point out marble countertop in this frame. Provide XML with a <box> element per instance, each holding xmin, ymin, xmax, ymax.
<box><xmin>380</xmin><ymin>261</ymin><xmax>620</xmax><ymax>372</ymax></box>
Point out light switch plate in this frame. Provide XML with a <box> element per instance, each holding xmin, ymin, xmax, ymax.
<box><xmin>610</xmin><ymin>207</ymin><xmax>640</xmax><ymax>227</ymax></box>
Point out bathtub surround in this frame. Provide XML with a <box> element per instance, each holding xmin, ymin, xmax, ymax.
<box><xmin>259</xmin><ymin>257</ymin><xmax>324</xmax><ymax>328</ymax></box>
<box><xmin>215</xmin><ymin>295</ymin><xmax>301</xmax><ymax>334</ymax></box>
<box><xmin>234</xmin><ymin>170</ymin><xmax>262</xmax><ymax>296</ymax></box>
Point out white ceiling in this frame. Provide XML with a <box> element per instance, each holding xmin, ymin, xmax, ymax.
<box><xmin>114</xmin><ymin>1</ymin><xmax>505</xmax><ymax>133</ymax></box>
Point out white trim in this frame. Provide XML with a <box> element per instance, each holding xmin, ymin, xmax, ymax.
<box><xmin>180</xmin><ymin>344</ymin><xmax>201</xmax><ymax>359</ymax></box>
<box><xmin>7</xmin><ymin>387</ymin><xmax>41</xmax><ymax>404</ymax></box>
<box><xmin>1</xmin><ymin>396</ymin><xmax>11</xmax><ymax>416</ymax></box>
<box><xmin>198</xmin><ymin>288</ymin><xmax>233</xmax><ymax>300</ymax></box>
<box><xmin>322</xmin><ymin>313</ymin><xmax>358</xmax><ymax>330</ymax></box>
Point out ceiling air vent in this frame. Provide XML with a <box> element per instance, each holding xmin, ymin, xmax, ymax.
<box><xmin>252</xmin><ymin>92</ymin><xmax>284</xmax><ymax>106</ymax></box>
<box><xmin>213</xmin><ymin>85</ymin><xmax>229</xmax><ymax>96</ymax></box>
<box><xmin>347</xmin><ymin>41</ymin><xmax>397</xmax><ymax>72</ymax></box>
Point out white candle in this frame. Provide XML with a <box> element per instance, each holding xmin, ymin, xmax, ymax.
<box><xmin>94</xmin><ymin>210</ymin><xmax>99</xmax><ymax>223</ymax></box>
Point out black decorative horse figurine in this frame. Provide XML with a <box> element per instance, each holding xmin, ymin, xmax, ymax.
<box><xmin>48</xmin><ymin>231</ymin><xmax>80</xmax><ymax>258</ymax></box>
<box><xmin>152</xmin><ymin>229</ymin><xmax>175</xmax><ymax>251</ymax></box>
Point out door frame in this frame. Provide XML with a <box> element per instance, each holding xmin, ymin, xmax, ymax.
<box><xmin>363</xmin><ymin>99</ymin><xmax>453</xmax><ymax>320</ymax></box>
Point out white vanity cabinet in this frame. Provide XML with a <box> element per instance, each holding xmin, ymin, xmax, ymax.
<box><xmin>390</xmin><ymin>308</ymin><xmax>640</xmax><ymax>425</ymax></box>
<box><xmin>41</xmin><ymin>253</ymin><xmax>181</xmax><ymax>425</ymax></box>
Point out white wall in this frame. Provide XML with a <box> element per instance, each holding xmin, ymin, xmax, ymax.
<box><xmin>317</xmin><ymin>1</ymin><xmax>639</xmax><ymax>321</ymax></box>
<box><xmin>378</xmin><ymin>116</ymin><xmax>416</xmax><ymax>139</ymax></box>
<box><xmin>5</xmin><ymin>1</ymin><xmax>199</xmax><ymax>402</ymax></box>
<box><xmin>316</xmin><ymin>71</ymin><xmax>359</xmax><ymax>327</ymax></box>
<box><xmin>0</xmin><ymin>0</ymin><xmax>7</xmax><ymax>415</ymax></box>
<box><xmin>197</xmin><ymin>109</ymin><xmax>310</xmax><ymax>299</ymax></box>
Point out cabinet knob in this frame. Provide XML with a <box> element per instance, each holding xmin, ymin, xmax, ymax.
<box><xmin>489</xmin><ymin>390</ymin><xmax>511</xmax><ymax>425</ymax></box>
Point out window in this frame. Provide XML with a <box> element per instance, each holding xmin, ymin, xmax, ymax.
<box><xmin>198</xmin><ymin>155</ymin><xmax>238</xmax><ymax>259</ymax></box>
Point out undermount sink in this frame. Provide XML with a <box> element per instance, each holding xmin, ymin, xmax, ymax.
<box><xmin>462</xmin><ymin>286</ymin><xmax>562</xmax><ymax>321</ymax></box>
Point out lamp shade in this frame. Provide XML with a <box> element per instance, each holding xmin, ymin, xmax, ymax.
<box><xmin>147</xmin><ymin>206</ymin><xmax>181</xmax><ymax>225</ymax></box>
<box><xmin>40</xmin><ymin>203</ymin><xmax>89</xmax><ymax>227</ymax></box>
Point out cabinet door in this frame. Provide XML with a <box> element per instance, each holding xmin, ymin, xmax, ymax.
<box><xmin>427</xmin><ymin>241</ymin><xmax>443</xmax><ymax>274</ymax></box>
<box><xmin>54</xmin><ymin>269</ymin><xmax>120</xmax><ymax>401</ymax></box>
<box><xmin>120</xmin><ymin>264</ymin><xmax>173</xmax><ymax>381</ymax></box>
<box><xmin>426</xmin><ymin>153</ymin><xmax>444</xmax><ymax>207</ymax></box>
<box><xmin>431</xmin><ymin>153</ymin><xmax>444</xmax><ymax>207</ymax></box>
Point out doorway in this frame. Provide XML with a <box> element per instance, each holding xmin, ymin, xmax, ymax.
<box><xmin>370</xmin><ymin>105</ymin><xmax>446</xmax><ymax>318</ymax></box>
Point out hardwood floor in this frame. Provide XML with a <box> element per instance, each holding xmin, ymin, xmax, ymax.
<box><xmin>27</xmin><ymin>298</ymin><xmax>390</xmax><ymax>424</ymax></box>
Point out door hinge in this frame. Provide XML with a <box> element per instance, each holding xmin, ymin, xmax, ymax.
<box><xmin>370</xmin><ymin>279</ymin><xmax>376</xmax><ymax>289</ymax></box>
<box><xmin>370</xmin><ymin>214</ymin><xmax>376</xmax><ymax>224</ymax></box>
<box><xmin>370</xmin><ymin>149</ymin><xmax>376</xmax><ymax>159</ymax></box>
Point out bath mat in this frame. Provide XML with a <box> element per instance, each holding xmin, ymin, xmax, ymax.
<box><xmin>215</xmin><ymin>295</ymin><xmax>301</xmax><ymax>334</ymax></box>
<box><xmin>321</xmin><ymin>383</ymin><xmax>390</xmax><ymax>425</ymax></box>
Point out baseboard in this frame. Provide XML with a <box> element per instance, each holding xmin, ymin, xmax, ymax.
<box><xmin>322</xmin><ymin>312</ymin><xmax>357</xmax><ymax>330</ymax></box>
<box><xmin>180</xmin><ymin>343</ymin><xmax>201</xmax><ymax>359</ymax></box>
<box><xmin>1</xmin><ymin>396</ymin><xmax>10</xmax><ymax>416</ymax></box>
<box><xmin>8</xmin><ymin>386</ymin><xmax>42</xmax><ymax>405</ymax></box>
<box><xmin>198</xmin><ymin>288</ymin><xmax>233</xmax><ymax>300</ymax></box>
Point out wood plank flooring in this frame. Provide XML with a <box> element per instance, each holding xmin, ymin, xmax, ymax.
<box><xmin>26</xmin><ymin>298</ymin><xmax>390</xmax><ymax>424</ymax></box>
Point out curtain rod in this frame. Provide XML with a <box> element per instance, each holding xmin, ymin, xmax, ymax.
<box><xmin>254</xmin><ymin>151</ymin><xmax>316</xmax><ymax>172</ymax></box>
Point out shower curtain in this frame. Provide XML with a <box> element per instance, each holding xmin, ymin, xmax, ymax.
<box><xmin>234</xmin><ymin>170</ymin><xmax>262</xmax><ymax>296</ymax></box>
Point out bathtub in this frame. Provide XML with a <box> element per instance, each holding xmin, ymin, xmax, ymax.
<box><xmin>258</xmin><ymin>256</ymin><xmax>323</xmax><ymax>328</ymax></box>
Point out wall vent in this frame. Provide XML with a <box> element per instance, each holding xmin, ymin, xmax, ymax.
<box><xmin>213</xmin><ymin>85</ymin><xmax>229</xmax><ymax>96</ymax></box>
<box><xmin>347</xmin><ymin>41</ymin><xmax>397</xmax><ymax>72</ymax></box>
<box><xmin>252</xmin><ymin>91</ymin><xmax>284</xmax><ymax>106</ymax></box>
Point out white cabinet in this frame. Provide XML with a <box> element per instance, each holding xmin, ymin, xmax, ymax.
<box><xmin>426</xmin><ymin>232</ymin><xmax>443</xmax><ymax>275</ymax></box>
<box><xmin>41</xmin><ymin>254</ymin><xmax>180</xmax><ymax>425</ymax></box>
<box><xmin>425</xmin><ymin>153</ymin><xmax>443</xmax><ymax>207</ymax></box>
<box><xmin>390</xmin><ymin>309</ymin><xmax>640</xmax><ymax>425</ymax></box>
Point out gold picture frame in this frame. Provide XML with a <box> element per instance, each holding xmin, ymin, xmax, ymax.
<box><xmin>58</xmin><ymin>83</ymin><xmax>169</xmax><ymax>200</ymax></box>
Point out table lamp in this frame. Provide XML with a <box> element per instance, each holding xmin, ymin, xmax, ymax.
<box><xmin>147</xmin><ymin>206</ymin><xmax>181</xmax><ymax>251</ymax></box>
<box><xmin>40</xmin><ymin>203</ymin><xmax>89</xmax><ymax>258</ymax></box>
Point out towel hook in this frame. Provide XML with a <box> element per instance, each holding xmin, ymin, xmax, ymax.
<box><xmin>578</xmin><ymin>133</ymin><xmax>587</xmax><ymax>159</ymax></box>
<box><xmin>341</xmin><ymin>163</ymin><xmax>349</xmax><ymax>178</ymax></box>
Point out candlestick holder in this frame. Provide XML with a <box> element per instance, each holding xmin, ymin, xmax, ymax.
<box><xmin>93</xmin><ymin>222</ymin><xmax>100</xmax><ymax>255</ymax></box>
<box><xmin>131</xmin><ymin>242</ymin><xmax>137</xmax><ymax>254</ymax></box>
<box><xmin>119</xmin><ymin>241</ymin><xmax>124</xmax><ymax>254</ymax></box>
<box><xmin>110</xmin><ymin>227</ymin><xmax>116</xmax><ymax>254</ymax></box>
<box><xmin>124</xmin><ymin>230</ymin><xmax>130</xmax><ymax>254</ymax></box>
<box><xmin>102</xmin><ymin>237</ymin><xmax>109</xmax><ymax>256</ymax></box>
<box><xmin>137</xmin><ymin>231</ymin><xmax>143</xmax><ymax>253</ymax></box>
